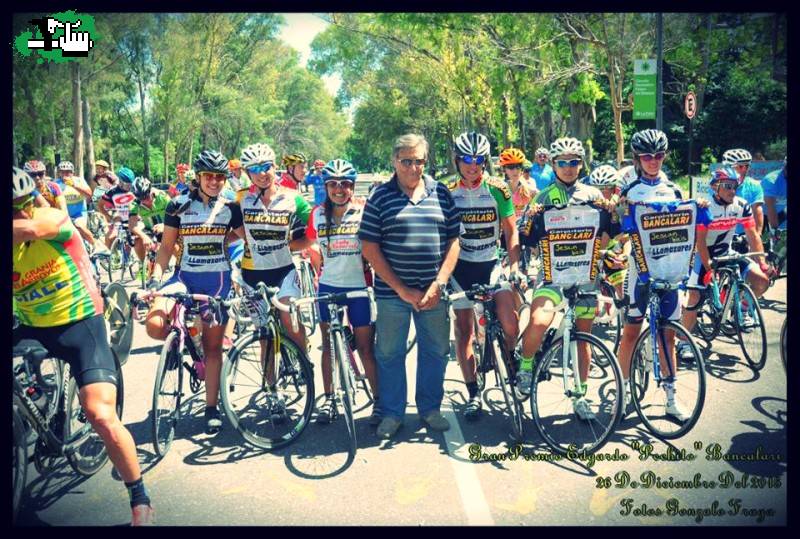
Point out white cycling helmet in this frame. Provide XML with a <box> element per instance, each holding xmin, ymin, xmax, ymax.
<box><xmin>534</xmin><ymin>147</ymin><xmax>549</xmax><ymax>158</ymax></box>
<box><xmin>240</xmin><ymin>143</ymin><xmax>276</xmax><ymax>168</ymax></box>
<box><xmin>588</xmin><ymin>165</ymin><xmax>619</xmax><ymax>187</ymax></box>
<box><xmin>13</xmin><ymin>167</ymin><xmax>36</xmax><ymax>200</ymax></box>
<box><xmin>57</xmin><ymin>160</ymin><xmax>74</xmax><ymax>171</ymax></box>
<box><xmin>722</xmin><ymin>148</ymin><xmax>752</xmax><ymax>166</ymax></box>
<box><xmin>454</xmin><ymin>132</ymin><xmax>491</xmax><ymax>158</ymax></box>
<box><xmin>549</xmin><ymin>137</ymin><xmax>585</xmax><ymax>159</ymax></box>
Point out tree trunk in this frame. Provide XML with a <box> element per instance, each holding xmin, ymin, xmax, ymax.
<box><xmin>500</xmin><ymin>92</ymin><xmax>510</xmax><ymax>148</ymax></box>
<box><xmin>542</xmin><ymin>106</ymin><xmax>554</xmax><ymax>150</ymax></box>
<box><xmin>163</xmin><ymin>120</ymin><xmax>170</xmax><ymax>182</ymax></box>
<box><xmin>21</xmin><ymin>74</ymin><xmax>42</xmax><ymax>158</ymax></box>
<box><xmin>82</xmin><ymin>93</ymin><xmax>96</xmax><ymax>188</ymax></box>
<box><xmin>695</xmin><ymin>14</ymin><xmax>712</xmax><ymax>115</ymax></box>
<box><xmin>510</xmin><ymin>72</ymin><xmax>526</xmax><ymax>151</ymax></box>
<box><xmin>71</xmin><ymin>62</ymin><xmax>84</xmax><ymax>179</ymax></box>
<box><xmin>138</xmin><ymin>76</ymin><xmax>150</xmax><ymax>178</ymax></box>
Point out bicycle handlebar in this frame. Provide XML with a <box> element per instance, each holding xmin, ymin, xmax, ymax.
<box><xmin>288</xmin><ymin>288</ymin><xmax>377</xmax><ymax>332</ymax></box>
<box><xmin>711</xmin><ymin>251</ymin><xmax>765</xmax><ymax>268</ymax></box>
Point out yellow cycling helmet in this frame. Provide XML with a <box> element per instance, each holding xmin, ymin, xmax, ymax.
<box><xmin>282</xmin><ymin>153</ymin><xmax>307</xmax><ymax>167</ymax></box>
<box><xmin>499</xmin><ymin>148</ymin><xmax>526</xmax><ymax>166</ymax></box>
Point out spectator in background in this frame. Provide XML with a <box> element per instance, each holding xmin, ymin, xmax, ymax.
<box><xmin>305</xmin><ymin>159</ymin><xmax>327</xmax><ymax>206</ymax></box>
<box><xmin>753</xmin><ymin>152</ymin><xmax>766</xmax><ymax>161</ymax></box>
<box><xmin>529</xmin><ymin>147</ymin><xmax>555</xmax><ymax>190</ymax></box>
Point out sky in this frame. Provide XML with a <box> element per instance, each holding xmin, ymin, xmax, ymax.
<box><xmin>277</xmin><ymin>13</ymin><xmax>342</xmax><ymax>97</ymax></box>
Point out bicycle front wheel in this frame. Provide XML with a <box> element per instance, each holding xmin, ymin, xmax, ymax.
<box><xmin>530</xmin><ymin>332</ymin><xmax>622</xmax><ymax>456</ymax></box>
<box><xmin>12</xmin><ymin>405</ymin><xmax>27</xmax><ymax>524</ymax></box>
<box><xmin>735</xmin><ymin>283</ymin><xmax>767</xmax><ymax>371</ymax></box>
<box><xmin>65</xmin><ymin>349</ymin><xmax>124</xmax><ymax>476</ymax></box>
<box><xmin>693</xmin><ymin>291</ymin><xmax>721</xmax><ymax>342</ymax></box>
<box><xmin>221</xmin><ymin>331</ymin><xmax>315</xmax><ymax>450</ymax></box>
<box><xmin>335</xmin><ymin>332</ymin><xmax>358</xmax><ymax>455</ymax></box>
<box><xmin>152</xmin><ymin>331</ymin><xmax>184</xmax><ymax>457</ymax></box>
<box><xmin>491</xmin><ymin>336</ymin><xmax>525</xmax><ymax>441</ymax></box>
<box><xmin>104</xmin><ymin>282</ymin><xmax>133</xmax><ymax>366</ymax></box>
<box><xmin>630</xmin><ymin>321</ymin><xmax>705</xmax><ymax>440</ymax></box>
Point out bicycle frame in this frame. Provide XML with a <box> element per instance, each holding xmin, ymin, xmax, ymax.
<box><xmin>645</xmin><ymin>281</ymin><xmax>683</xmax><ymax>385</ymax></box>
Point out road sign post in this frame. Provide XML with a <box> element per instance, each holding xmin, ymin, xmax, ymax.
<box><xmin>685</xmin><ymin>91</ymin><xmax>697</xmax><ymax>175</ymax></box>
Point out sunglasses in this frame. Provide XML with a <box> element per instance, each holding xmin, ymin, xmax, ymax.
<box><xmin>31</xmin><ymin>172</ymin><xmax>45</xmax><ymax>178</ymax></box>
<box><xmin>398</xmin><ymin>158</ymin><xmax>427</xmax><ymax>168</ymax></box>
<box><xmin>246</xmin><ymin>162</ymin><xmax>273</xmax><ymax>175</ymax></box>
<box><xmin>13</xmin><ymin>195</ymin><xmax>35</xmax><ymax>211</ymax></box>
<box><xmin>326</xmin><ymin>180</ymin><xmax>354</xmax><ymax>189</ymax></box>
<box><xmin>734</xmin><ymin>163</ymin><xmax>750</xmax><ymax>169</ymax></box>
<box><xmin>554</xmin><ymin>159</ymin><xmax>581</xmax><ymax>168</ymax></box>
<box><xmin>638</xmin><ymin>152</ymin><xmax>666</xmax><ymax>162</ymax></box>
<box><xmin>459</xmin><ymin>155</ymin><xmax>485</xmax><ymax>165</ymax></box>
<box><xmin>198</xmin><ymin>172</ymin><xmax>227</xmax><ymax>182</ymax></box>
<box><xmin>717</xmin><ymin>181</ymin><xmax>738</xmax><ymax>190</ymax></box>
<box><xmin>504</xmin><ymin>164</ymin><xmax>522</xmax><ymax>170</ymax></box>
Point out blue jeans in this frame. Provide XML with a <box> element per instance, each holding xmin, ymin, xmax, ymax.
<box><xmin>374</xmin><ymin>297</ymin><xmax>450</xmax><ymax>420</ymax></box>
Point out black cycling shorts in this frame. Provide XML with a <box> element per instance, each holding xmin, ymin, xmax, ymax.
<box><xmin>450</xmin><ymin>259</ymin><xmax>495</xmax><ymax>292</ymax></box>
<box><xmin>241</xmin><ymin>265</ymin><xmax>294</xmax><ymax>289</ymax></box>
<box><xmin>13</xmin><ymin>315</ymin><xmax>119</xmax><ymax>388</ymax></box>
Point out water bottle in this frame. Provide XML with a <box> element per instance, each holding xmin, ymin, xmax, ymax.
<box><xmin>710</xmin><ymin>279</ymin><xmax>723</xmax><ymax>311</ymax></box>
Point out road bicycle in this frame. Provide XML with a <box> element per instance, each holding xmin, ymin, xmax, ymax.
<box><xmin>294</xmin><ymin>252</ymin><xmax>319</xmax><ymax>336</ymax></box>
<box><xmin>289</xmin><ymin>288</ymin><xmax>377</xmax><ymax>455</ymax></box>
<box><xmin>445</xmin><ymin>279</ymin><xmax>527</xmax><ymax>441</ymax></box>
<box><xmin>89</xmin><ymin>251</ymin><xmax>134</xmax><ymax>366</ymax></box>
<box><xmin>131</xmin><ymin>290</ymin><xmax>224</xmax><ymax>457</ymax></box>
<box><xmin>629</xmin><ymin>280</ymin><xmax>706</xmax><ymax>440</ymax></box>
<box><xmin>220</xmin><ymin>282</ymin><xmax>316</xmax><ymax>450</ymax></box>
<box><xmin>691</xmin><ymin>251</ymin><xmax>767</xmax><ymax>370</ymax></box>
<box><xmin>529</xmin><ymin>284</ymin><xmax>623</xmax><ymax>455</ymax></box>
<box><xmin>13</xmin><ymin>336</ymin><xmax>124</xmax><ymax>523</ymax></box>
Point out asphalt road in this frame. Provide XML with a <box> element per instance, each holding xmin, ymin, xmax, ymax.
<box><xmin>14</xmin><ymin>199</ymin><xmax>787</xmax><ymax>526</ymax></box>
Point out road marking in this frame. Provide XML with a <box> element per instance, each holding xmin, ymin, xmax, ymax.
<box><xmin>441</xmin><ymin>406</ymin><xmax>495</xmax><ymax>525</ymax></box>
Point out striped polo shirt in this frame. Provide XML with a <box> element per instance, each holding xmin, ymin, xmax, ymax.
<box><xmin>358</xmin><ymin>174</ymin><xmax>461</xmax><ymax>299</ymax></box>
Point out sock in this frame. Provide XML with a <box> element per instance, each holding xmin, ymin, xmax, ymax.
<box><xmin>519</xmin><ymin>355</ymin><xmax>534</xmax><ymax>372</ymax></box>
<box><xmin>466</xmin><ymin>381</ymin><xmax>479</xmax><ymax>399</ymax></box>
<box><xmin>662</xmin><ymin>381</ymin><xmax>676</xmax><ymax>405</ymax></box>
<box><xmin>125</xmin><ymin>477</ymin><xmax>151</xmax><ymax>509</ymax></box>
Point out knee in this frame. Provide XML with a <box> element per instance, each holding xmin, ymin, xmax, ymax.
<box><xmin>83</xmin><ymin>401</ymin><xmax>120</xmax><ymax>436</ymax></box>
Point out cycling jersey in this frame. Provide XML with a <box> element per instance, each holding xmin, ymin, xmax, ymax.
<box><xmin>164</xmin><ymin>190</ymin><xmax>244</xmax><ymax>272</ymax></box>
<box><xmin>706</xmin><ymin>177</ymin><xmax>762</xmax><ymax>234</ymax></box>
<box><xmin>227</xmin><ymin>172</ymin><xmax>251</xmax><ymax>192</ymax></box>
<box><xmin>277</xmin><ymin>172</ymin><xmax>302</xmax><ymax>190</ymax></box>
<box><xmin>235</xmin><ymin>186</ymin><xmax>311</xmax><ymax>271</ymax></box>
<box><xmin>532</xmin><ymin>178</ymin><xmax>603</xmax><ymax>206</ymax></box>
<box><xmin>130</xmin><ymin>189</ymin><xmax>170</xmax><ymax>229</ymax></box>
<box><xmin>509</xmin><ymin>177</ymin><xmax>537</xmax><ymax>219</ymax></box>
<box><xmin>762</xmin><ymin>169</ymin><xmax>787</xmax><ymax>230</ymax></box>
<box><xmin>698</xmin><ymin>195</ymin><xmax>755</xmax><ymax>258</ymax></box>
<box><xmin>102</xmin><ymin>186</ymin><xmax>137</xmax><ymax>222</ymax></box>
<box><xmin>168</xmin><ymin>181</ymin><xmax>190</xmax><ymax>198</ymax></box>
<box><xmin>530</xmin><ymin>162</ymin><xmax>555</xmax><ymax>191</ymax></box>
<box><xmin>54</xmin><ymin>176</ymin><xmax>90</xmax><ymax>218</ymax></box>
<box><xmin>13</xmin><ymin>209</ymin><xmax>104</xmax><ymax>327</ymax></box>
<box><xmin>448</xmin><ymin>176</ymin><xmax>515</xmax><ymax>263</ymax></box>
<box><xmin>306</xmin><ymin>203</ymin><xmax>368</xmax><ymax>288</ymax></box>
<box><xmin>33</xmin><ymin>181</ymin><xmax>63</xmax><ymax>208</ymax></box>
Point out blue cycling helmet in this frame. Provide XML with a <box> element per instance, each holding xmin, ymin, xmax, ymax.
<box><xmin>321</xmin><ymin>159</ymin><xmax>357</xmax><ymax>183</ymax></box>
<box><xmin>116</xmin><ymin>166</ymin><xmax>135</xmax><ymax>184</ymax></box>
<box><xmin>710</xmin><ymin>166</ymin><xmax>737</xmax><ymax>184</ymax></box>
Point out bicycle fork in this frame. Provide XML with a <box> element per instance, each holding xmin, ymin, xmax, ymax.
<box><xmin>560</xmin><ymin>309</ymin><xmax>582</xmax><ymax>398</ymax></box>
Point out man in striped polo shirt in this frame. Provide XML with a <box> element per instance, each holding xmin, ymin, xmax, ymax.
<box><xmin>359</xmin><ymin>133</ymin><xmax>462</xmax><ymax>440</ymax></box>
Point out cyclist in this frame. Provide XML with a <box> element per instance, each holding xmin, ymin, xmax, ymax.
<box><xmin>236</xmin><ymin>142</ymin><xmax>313</xmax><ymax>366</ymax></box>
<box><xmin>679</xmin><ymin>166</ymin><xmax>769</xmax><ymax>356</ymax></box>
<box><xmin>447</xmin><ymin>132</ymin><xmax>523</xmax><ymax>419</ymax></box>
<box><xmin>516</xmin><ymin>137</ymin><xmax>617</xmax><ymax>421</ymax></box>
<box><xmin>305</xmin><ymin>159</ymin><xmax>379</xmax><ymax>424</ymax></box>
<box><xmin>227</xmin><ymin>158</ymin><xmax>251</xmax><ymax>192</ymax></box>
<box><xmin>168</xmin><ymin>163</ymin><xmax>191</xmax><ymax>198</ymax></box>
<box><xmin>99</xmin><ymin>167</ymin><xmax>137</xmax><ymax>249</ymax></box>
<box><xmin>722</xmin><ymin>148</ymin><xmax>764</xmax><ymax>236</ymax></box>
<box><xmin>615</xmin><ymin>129</ymin><xmax>711</xmax><ymax>421</ymax></box>
<box><xmin>12</xmin><ymin>167</ymin><xmax>155</xmax><ymax>525</ymax></box>
<box><xmin>145</xmin><ymin>150</ymin><xmax>246</xmax><ymax>435</ymax></box>
<box><xmin>53</xmin><ymin>160</ymin><xmax>96</xmax><ymax>247</ymax></box>
<box><xmin>588</xmin><ymin>164</ymin><xmax>630</xmax><ymax>301</ymax></box>
<box><xmin>762</xmin><ymin>156</ymin><xmax>787</xmax><ymax>270</ymax></box>
<box><xmin>500</xmin><ymin>148</ymin><xmax>538</xmax><ymax>219</ymax></box>
<box><xmin>278</xmin><ymin>152</ymin><xmax>308</xmax><ymax>191</ymax></box>
<box><xmin>529</xmin><ymin>147</ymin><xmax>555</xmax><ymax>190</ymax></box>
<box><xmin>25</xmin><ymin>160</ymin><xmax>67</xmax><ymax>212</ymax></box>
<box><xmin>129</xmin><ymin>176</ymin><xmax>171</xmax><ymax>275</ymax></box>
<box><xmin>521</xmin><ymin>159</ymin><xmax>534</xmax><ymax>184</ymax></box>
<box><xmin>305</xmin><ymin>159</ymin><xmax>327</xmax><ymax>206</ymax></box>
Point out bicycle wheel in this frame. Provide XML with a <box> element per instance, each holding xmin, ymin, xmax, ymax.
<box><xmin>12</xmin><ymin>405</ymin><xmax>27</xmax><ymax>524</ymax></box>
<box><xmin>473</xmin><ymin>317</ymin><xmax>486</xmax><ymax>392</ymax></box>
<box><xmin>530</xmin><ymin>332</ymin><xmax>622</xmax><ymax>455</ymax></box>
<box><xmin>693</xmin><ymin>291</ymin><xmax>721</xmax><ymax>342</ymax></box>
<box><xmin>491</xmin><ymin>336</ymin><xmax>525</xmax><ymax>441</ymax></box>
<box><xmin>152</xmin><ymin>331</ymin><xmax>184</xmax><ymax>457</ymax></box>
<box><xmin>717</xmin><ymin>271</ymin><xmax>737</xmax><ymax>337</ymax></box>
<box><xmin>297</xmin><ymin>261</ymin><xmax>318</xmax><ymax>335</ymax></box>
<box><xmin>221</xmin><ymin>330</ymin><xmax>315</xmax><ymax>450</ymax></box>
<box><xmin>335</xmin><ymin>331</ymin><xmax>358</xmax><ymax>455</ymax></box>
<box><xmin>590</xmin><ymin>290</ymin><xmax>622</xmax><ymax>360</ymax></box>
<box><xmin>65</xmin><ymin>350</ymin><xmax>124</xmax><ymax>476</ymax></box>
<box><xmin>735</xmin><ymin>283</ymin><xmax>767</xmax><ymax>371</ymax></box>
<box><xmin>630</xmin><ymin>321</ymin><xmax>705</xmax><ymax>440</ymax></box>
<box><xmin>104</xmin><ymin>282</ymin><xmax>133</xmax><ymax>366</ymax></box>
<box><xmin>780</xmin><ymin>318</ymin><xmax>787</xmax><ymax>372</ymax></box>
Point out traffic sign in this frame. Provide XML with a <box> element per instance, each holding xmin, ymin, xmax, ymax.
<box><xmin>685</xmin><ymin>91</ymin><xmax>697</xmax><ymax>119</ymax></box>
